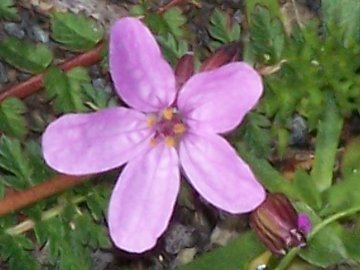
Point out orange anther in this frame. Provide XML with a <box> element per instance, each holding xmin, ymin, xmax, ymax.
<box><xmin>173</xmin><ymin>123</ymin><xmax>186</xmax><ymax>134</ymax></box>
<box><xmin>164</xmin><ymin>136</ymin><xmax>176</xmax><ymax>147</ymax></box>
<box><xmin>162</xmin><ymin>107</ymin><xmax>173</xmax><ymax>120</ymax></box>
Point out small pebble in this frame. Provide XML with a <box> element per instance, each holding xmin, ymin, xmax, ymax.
<box><xmin>7</xmin><ymin>69</ymin><xmax>18</xmax><ymax>83</ymax></box>
<box><xmin>92</xmin><ymin>78</ymin><xmax>106</xmax><ymax>90</ymax></box>
<box><xmin>4</xmin><ymin>23</ymin><xmax>25</xmax><ymax>39</ymax></box>
<box><xmin>164</xmin><ymin>223</ymin><xmax>196</xmax><ymax>255</ymax></box>
<box><xmin>31</xmin><ymin>25</ymin><xmax>49</xmax><ymax>43</ymax></box>
<box><xmin>90</xmin><ymin>250</ymin><xmax>113</xmax><ymax>270</ymax></box>
<box><xmin>290</xmin><ymin>115</ymin><xmax>308</xmax><ymax>145</ymax></box>
<box><xmin>0</xmin><ymin>62</ymin><xmax>8</xmax><ymax>85</ymax></box>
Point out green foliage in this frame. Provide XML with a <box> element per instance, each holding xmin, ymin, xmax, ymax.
<box><xmin>341</xmin><ymin>137</ymin><xmax>360</xmax><ymax>178</ymax></box>
<box><xmin>296</xmin><ymin>203</ymin><xmax>352</xmax><ymax>267</ymax></box>
<box><xmin>0</xmin><ymin>37</ymin><xmax>53</xmax><ymax>73</ymax></box>
<box><xmin>145</xmin><ymin>7</ymin><xmax>186</xmax><ymax>39</ymax></box>
<box><xmin>0</xmin><ymin>136</ymin><xmax>34</xmax><ymax>189</ymax></box>
<box><xmin>34</xmin><ymin>201</ymin><xmax>111</xmax><ymax>270</ymax></box>
<box><xmin>208</xmin><ymin>9</ymin><xmax>241</xmax><ymax>49</ymax></box>
<box><xmin>293</xmin><ymin>170</ymin><xmax>322</xmax><ymax>210</ymax></box>
<box><xmin>263</xmin><ymin>23</ymin><xmax>360</xmax><ymax>130</ymax></box>
<box><xmin>248</xmin><ymin>5</ymin><xmax>285</xmax><ymax>64</ymax></box>
<box><xmin>45</xmin><ymin>66</ymin><xmax>114</xmax><ymax>114</ymax></box>
<box><xmin>0</xmin><ymin>233</ymin><xmax>39</xmax><ymax>270</ymax></box>
<box><xmin>239</xmin><ymin>112</ymin><xmax>272</xmax><ymax>158</ymax></box>
<box><xmin>321</xmin><ymin>175</ymin><xmax>360</xmax><ymax>216</ymax></box>
<box><xmin>0</xmin><ymin>98</ymin><xmax>27</xmax><ymax>139</ymax></box>
<box><xmin>0</xmin><ymin>0</ymin><xmax>17</xmax><ymax>20</ymax></box>
<box><xmin>0</xmin><ymin>134</ymin><xmax>111</xmax><ymax>268</ymax></box>
<box><xmin>162</xmin><ymin>8</ymin><xmax>187</xmax><ymax>38</ymax></box>
<box><xmin>157</xmin><ymin>34</ymin><xmax>189</xmax><ymax>65</ymax></box>
<box><xmin>51</xmin><ymin>12</ymin><xmax>104</xmax><ymax>51</ymax></box>
<box><xmin>176</xmin><ymin>232</ymin><xmax>265</xmax><ymax>270</ymax></box>
<box><xmin>44</xmin><ymin>67</ymin><xmax>85</xmax><ymax>113</ymax></box>
<box><xmin>236</xmin><ymin>143</ymin><xmax>298</xmax><ymax>200</ymax></box>
<box><xmin>310</xmin><ymin>94</ymin><xmax>343</xmax><ymax>192</ymax></box>
<box><xmin>322</xmin><ymin>0</ymin><xmax>360</xmax><ymax>46</ymax></box>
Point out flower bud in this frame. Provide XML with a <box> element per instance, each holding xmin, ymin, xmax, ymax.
<box><xmin>250</xmin><ymin>193</ymin><xmax>310</xmax><ymax>255</ymax></box>
<box><xmin>175</xmin><ymin>53</ymin><xmax>194</xmax><ymax>89</ymax></box>
<box><xmin>200</xmin><ymin>42</ymin><xmax>242</xmax><ymax>72</ymax></box>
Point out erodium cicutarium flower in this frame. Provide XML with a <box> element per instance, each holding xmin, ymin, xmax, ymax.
<box><xmin>42</xmin><ymin>17</ymin><xmax>265</xmax><ymax>253</ymax></box>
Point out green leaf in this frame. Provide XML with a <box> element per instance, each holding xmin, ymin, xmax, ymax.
<box><xmin>321</xmin><ymin>174</ymin><xmax>360</xmax><ymax>216</ymax></box>
<box><xmin>300</xmin><ymin>224</ymin><xmax>349</xmax><ymax>267</ymax></box>
<box><xmin>209</xmin><ymin>9</ymin><xmax>241</xmax><ymax>46</ymax></box>
<box><xmin>0</xmin><ymin>233</ymin><xmax>39</xmax><ymax>270</ymax></box>
<box><xmin>236</xmin><ymin>143</ymin><xmax>298</xmax><ymax>199</ymax></box>
<box><xmin>0</xmin><ymin>0</ymin><xmax>17</xmax><ymax>20</ymax></box>
<box><xmin>176</xmin><ymin>232</ymin><xmax>265</xmax><ymax>270</ymax></box>
<box><xmin>249</xmin><ymin>6</ymin><xmax>285</xmax><ymax>63</ymax></box>
<box><xmin>0</xmin><ymin>37</ymin><xmax>53</xmax><ymax>73</ymax></box>
<box><xmin>295</xmin><ymin>203</ymin><xmax>350</xmax><ymax>268</ymax></box>
<box><xmin>0</xmin><ymin>98</ymin><xmax>27</xmax><ymax>139</ymax></box>
<box><xmin>162</xmin><ymin>7</ymin><xmax>187</xmax><ymax>38</ymax></box>
<box><xmin>44</xmin><ymin>67</ymin><xmax>86</xmax><ymax>113</ymax></box>
<box><xmin>51</xmin><ymin>12</ymin><xmax>104</xmax><ymax>51</ymax></box>
<box><xmin>293</xmin><ymin>170</ymin><xmax>322</xmax><ymax>210</ymax></box>
<box><xmin>240</xmin><ymin>113</ymin><xmax>272</xmax><ymax>158</ymax></box>
<box><xmin>0</xmin><ymin>136</ymin><xmax>33</xmax><ymax>188</ymax></box>
<box><xmin>339</xmin><ymin>225</ymin><xmax>360</xmax><ymax>264</ymax></box>
<box><xmin>311</xmin><ymin>94</ymin><xmax>343</xmax><ymax>192</ymax></box>
<box><xmin>341</xmin><ymin>137</ymin><xmax>360</xmax><ymax>178</ymax></box>
<box><xmin>246</xmin><ymin>0</ymin><xmax>281</xmax><ymax>21</ymax></box>
<box><xmin>322</xmin><ymin>0</ymin><xmax>360</xmax><ymax>45</ymax></box>
<box><xmin>157</xmin><ymin>33</ymin><xmax>189</xmax><ymax>65</ymax></box>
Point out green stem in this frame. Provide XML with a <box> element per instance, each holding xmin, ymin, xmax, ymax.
<box><xmin>274</xmin><ymin>205</ymin><xmax>360</xmax><ymax>270</ymax></box>
<box><xmin>5</xmin><ymin>195</ymin><xmax>88</xmax><ymax>235</ymax></box>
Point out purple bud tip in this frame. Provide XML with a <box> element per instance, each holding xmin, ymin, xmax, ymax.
<box><xmin>297</xmin><ymin>213</ymin><xmax>312</xmax><ymax>235</ymax></box>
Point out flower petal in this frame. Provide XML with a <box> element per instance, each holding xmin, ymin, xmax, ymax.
<box><xmin>110</xmin><ymin>17</ymin><xmax>176</xmax><ymax>112</ymax></box>
<box><xmin>177</xmin><ymin>62</ymin><xmax>263</xmax><ymax>133</ymax></box>
<box><xmin>179</xmin><ymin>133</ymin><xmax>265</xmax><ymax>213</ymax></box>
<box><xmin>42</xmin><ymin>107</ymin><xmax>152</xmax><ymax>175</ymax></box>
<box><xmin>108</xmin><ymin>143</ymin><xmax>180</xmax><ymax>253</ymax></box>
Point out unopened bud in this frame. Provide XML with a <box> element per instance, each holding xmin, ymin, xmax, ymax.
<box><xmin>250</xmin><ymin>193</ymin><xmax>311</xmax><ymax>256</ymax></box>
<box><xmin>200</xmin><ymin>42</ymin><xmax>241</xmax><ymax>72</ymax></box>
<box><xmin>175</xmin><ymin>53</ymin><xmax>194</xmax><ymax>89</ymax></box>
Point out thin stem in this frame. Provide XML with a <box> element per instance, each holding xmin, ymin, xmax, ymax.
<box><xmin>0</xmin><ymin>43</ymin><xmax>104</xmax><ymax>102</ymax></box>
<box><xmin>274</xmin><ymin>205</ymin><xmax>360</xmax><ymax>270</ymax></box>
<box><xmin>0</xmin><ymin>174</ymin><xmax>91</xmax><ymax>217</ymax></box>
<box><xmin>6</xmin><ymin>195</ymin><xmax>88</xmax><ymax>235</ymax></box>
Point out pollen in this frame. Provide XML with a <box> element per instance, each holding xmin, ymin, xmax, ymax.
<box><xmin>147</xmin><ymin>115</ymin><xmax>157</xmax><ymax>127</ymax></box>
<box><xmin>164</xmin><ymin>136</ymin><xmax>176</xmax><ymax>147</ymax></box>
<box><xmin>162</xmin><ymin>107</ymin><xmax>173</xmax><ymax>120</ymax></box>
<box><xmin>173</xmin><ymin>123</ymin><xmax>186</xmax><ymax>134</ymax></box>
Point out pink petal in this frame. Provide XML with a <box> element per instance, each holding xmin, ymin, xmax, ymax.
<box><xmin>108</xmin><ymin>143</ymin><xmax>180</xmax><ymax>253</ymax></box>
<box><xmin>179</xmin><ymin>133</ymin><xmax>265</xmax><ymax>213</ymax></box>
<box><xmin>110</xmin><ymin>17</ymin><xmax>176</xmax><ymax>112</ymax></box>
<box><xmin>297</xmin><ymin>213</ymin><xmax>312</xmax><ymax>234</ymax></box>
<box><xmin>42</xmin><ymin>107</ymin><xmax>152</xmax><ymax>175</ymax></box>
<box><xmin>177</xmin><ymin>62</ymin><xmax>263</xmax><ymax>133</ymax></box>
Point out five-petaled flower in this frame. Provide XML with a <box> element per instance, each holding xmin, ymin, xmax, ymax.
<box><xmin>42</xmin><ymin>17</ymin><xmax>265</xmax><ymax>253</ymax></box>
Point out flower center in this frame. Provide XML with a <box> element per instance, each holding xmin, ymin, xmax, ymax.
<box><xmin>147</xmin><ymin>107</ymin><xmax>187</xmax><ymax>147</ymax></box>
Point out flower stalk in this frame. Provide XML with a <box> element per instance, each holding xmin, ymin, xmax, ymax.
<box><xmin>0</xmin><ymin>174</ymin><xmax>90</xmax><ymax>217</ymax></box>
<box><xmin>0</xmin><ymin>43</ymin><xmax>104</xmax><ymax>102</ymax></box>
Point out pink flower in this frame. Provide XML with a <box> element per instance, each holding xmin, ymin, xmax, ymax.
<box><xmin>42</xmin><ymin>17</ymin><xmax>265</xmax><ymax>253</ymax></box>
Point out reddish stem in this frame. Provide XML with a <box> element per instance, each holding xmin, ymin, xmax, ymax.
<box><xmin>0</xmin><ymin>174</ymin><xmax>90</xmax><ymax>217</ymax></box>
<box><xmin>0</xmin><ymin>43</ymin><xmax>104</xmax><ymax>102</ymax></box>
<box><xmin>158</xmin><ymin>0</ymin><xmax>189</xmax><ymax>14</ymax></box>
